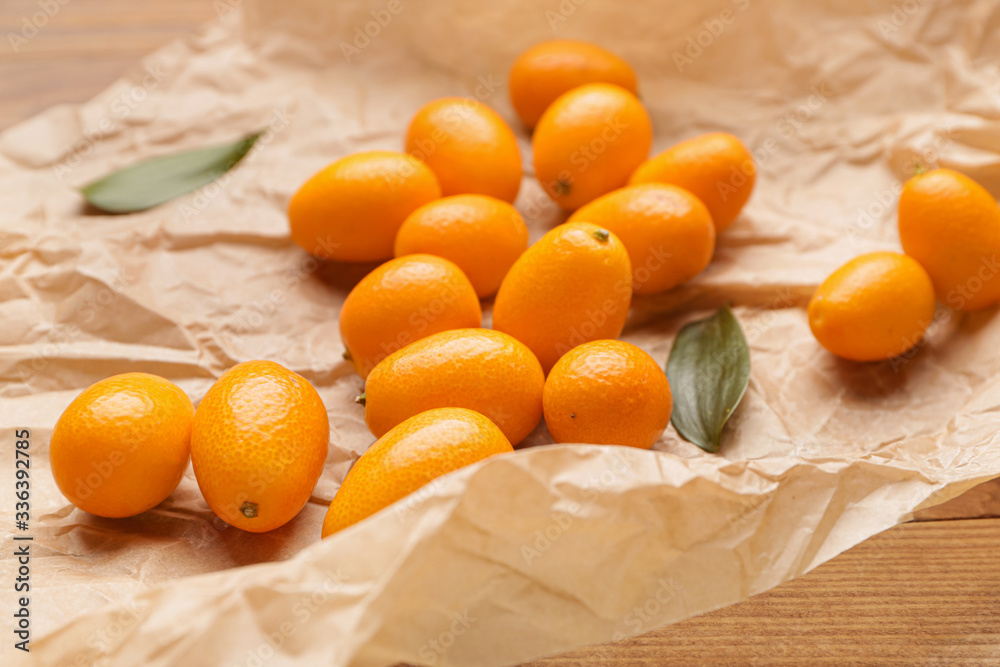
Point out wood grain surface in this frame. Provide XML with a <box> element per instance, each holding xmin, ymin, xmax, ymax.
<box><xmin>527</xmin><ymin>519</ymin><xmax>1000</xmax><ymax>666</ymax></box>
<box><xmin>2</xmin><ymin>1</ymin><xmax>999</xmax><ymax>664</ymax></box>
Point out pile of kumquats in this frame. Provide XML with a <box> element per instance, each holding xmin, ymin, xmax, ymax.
<box><xmin>50</xmin><ymin>39</ymin><xmax>1000</xmax><ymax>539</ymax></box>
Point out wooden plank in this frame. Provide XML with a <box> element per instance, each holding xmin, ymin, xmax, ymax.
<box><xmin>524</xmin><ymin>518</ymin><xmax>1000</xmax><ymax>665</ymax></box>
<box><xmin>915</xmin><ymin>478</ymin><xmax>1000</xmax><ymax>521</ymax></box>
<box><xmin>0</xmin><ymin>0</ymin><xmax>218</xmax><ymax>128</ymax></box>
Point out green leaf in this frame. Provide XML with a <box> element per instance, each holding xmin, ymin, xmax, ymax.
<box><xmin>80</xmin><ymin>132</ymin><xmax>261</xmax><ymax>213</ymax></box>
<box><xmin>666</xmin><ymin>305</ymin><xmax>750</xmax><ymax>453</ymax></box>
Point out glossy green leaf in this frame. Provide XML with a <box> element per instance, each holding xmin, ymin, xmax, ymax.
<box><xmin>666</xmin><ymin>305</ymin><xmax>750</xmax><ymax>453</ymax></box>
<box><xmin>80</xmin><ymin>132</ymin><xmax>261</xmax><ymax>213</ymax></box>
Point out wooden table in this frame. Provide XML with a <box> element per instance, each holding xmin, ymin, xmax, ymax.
<box><xmin>3</xmin><ymin>1</ymin><xmax>999</xmax><ymax>663</ymax></box>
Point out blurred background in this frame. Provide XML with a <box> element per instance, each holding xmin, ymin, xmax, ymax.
<box><xmin>0</xmin><ymin>0</ymin><xmax>215</xmax><ymax>129</ymax></box>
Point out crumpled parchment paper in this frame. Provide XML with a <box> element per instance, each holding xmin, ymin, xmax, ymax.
<box><xmin>3</xmin><ymin>0</ymin><xmax>1000</xmax><ymax>665</ymax></box>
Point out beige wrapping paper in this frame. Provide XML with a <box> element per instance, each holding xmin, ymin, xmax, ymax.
<box><xmin>4</xmin><ymin>0</ymin><xmax>1000</xmax><ymax>664</ymax></box>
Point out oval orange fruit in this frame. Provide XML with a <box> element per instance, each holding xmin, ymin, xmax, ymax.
<box><xmin>533</xmin><ymin>83</ymin><xmax>652</xmax><ymax>210</ymax></box>
<box><xmin>543</xmin><ymin>340</ymin><xmax>672</xmax><ymax>449</ymax></box>
<box><xmin>191</xmin><ymin>360</ymin><xmax>329</xmax><ymax>532</ymax></box>
<box><xmin>629</xmin><ymin>132</ymin><xmax>756</xmax><ymax>232</ymax></box>
<box><xmin>321</xmin><ymin>407</ymin><xmax>512</xmax><ymax>537</ymax></box>
<box><xmin>808</xmin><ymin>252</ymin><xmax>936</xmax><ymax>362</ymax></box>
<box><xmin>288</xmin><ymin>150</ymin><xmax>440</xmax><ymax>262</ymax></box>
<box><xmin>493</xmin><ymin>222</ymin><xmax>633</xmax><ymax>373</ymax></box>
<box><xmin>898</xmin><ymin>168</ymin><xmax>1000</xmax><ymax>311</ymax></box>
<box><xmin>394</xmin><ymin>194</ymin><xmax>529</xmax><ymax>298</ymax></box>
<box><xmin>362</xmin><ymin>328</ymin><xmax>544</xmax><ymax>445</ymax></box>
<box><xmin>509</xmin><ymin>39</ymin><xmax>638</xmax><ymax>129</ymax></box>
<box><xmin>340</xmin><ymin>254</ymin><xmax>482</xmax><ymax>378</ymax></box>
<box><xmin>49</xmin><ymin>373</ymin><xmax>194</xmax><ymax>518</ymax></box>
<box><xmin>567</xmin><ymin>183</ymin><xmax>715</xmax><ymax>295</ymax></box>
<box><xmin>405</xmin><ymin>97</ymin><xmax>522</xmax><ymax>202</ymax></box>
